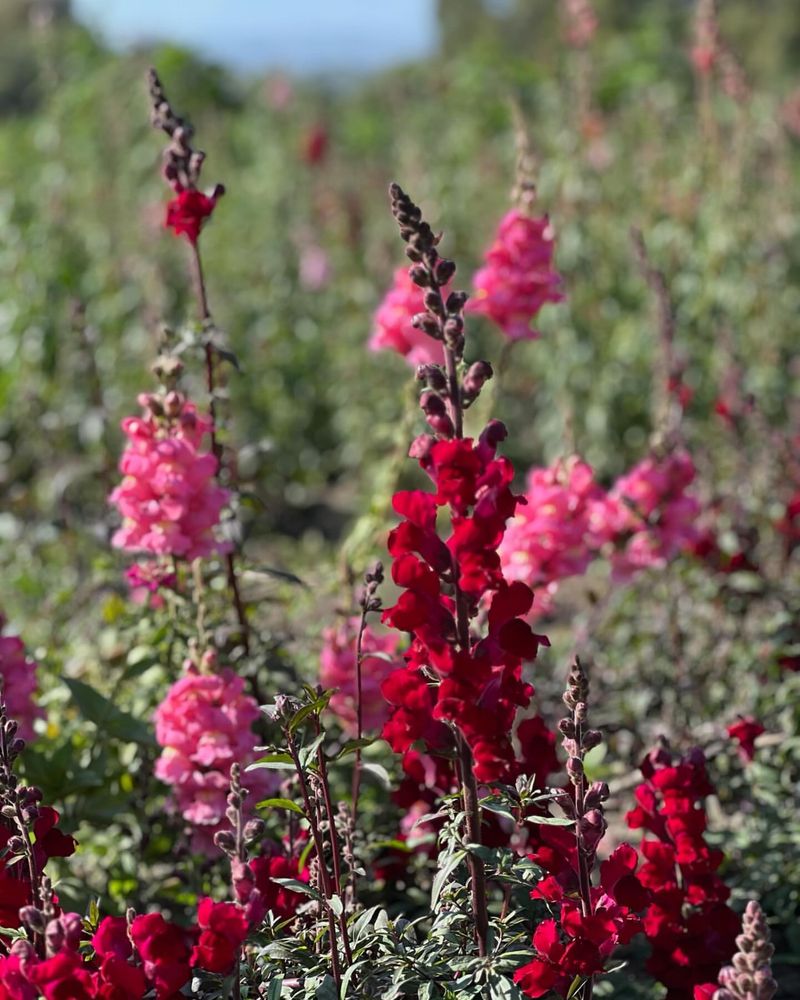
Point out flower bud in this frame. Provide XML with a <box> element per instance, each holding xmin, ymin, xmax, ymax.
<box><xmin>463</xmin><ymin>360</ymin><xmax>493</xmax><ymax>397</ymax></box>
<box><xmin>579</xmin><ymin>808</ymin><xmax>607</xmax><ymax>852</ymax></box>
<box><xmin>164</xmin><ymin>390</ymin><xmax>183</xmax><ymax>417</ymax></box>
<box><xmin>411</xmin><ymin>312</ymin><xmax>441</xmax><ymax>336</ymax></box>
<box><xmin>566</xmin><ymin>756</ymin><xmax>584</xmax><ymax>784</ymax></box>
<box><xmin>582</xmin><ymin>729</ymin><xmax>603</xmax><ymax>751</ymax></box>
<box><xmin>423</xmin><ymin>289</ymin><xmax>445</xmax><ymax>316</ymax></box>
<box><xmin>408</xmin><ymin>265</ymin><xmax>429</xmax><ymax>288</ymax></box>
<box><xmin>445</xmin><ymin>291</ymin><xmax>468</xmax><ymax>313</ymax></box>
<box><xmin>243</xmin><ymin>818</ymin><xmax>266</xmax><ymax>844</ymax></box>
<box><xmin>19</xmin><ymin>907</ymin><xmax>45</xmax><ymax>934</ymax></box>
<box><xmin>434</xmin><ymin>258</ymin><xmax>456</xmax><ymax>285</ymax></box>
<box><xmin>213</xmin><ymin>830</ymin><xmax>236</xmax><ymax>855</ymax></box>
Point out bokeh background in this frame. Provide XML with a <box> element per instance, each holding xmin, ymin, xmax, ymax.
<box><xmin>1</xmin><ymin>2</ymin><xmax>799</xmax><ymax>986</ymax></box>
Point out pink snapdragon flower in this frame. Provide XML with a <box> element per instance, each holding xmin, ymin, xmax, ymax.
<box><xmin>154</xmin><ymin>652</ymin><xmax>274</xmax><ymax>854</ymax></box>
<box><xmin>0</xmin><ymin>616</ymin><xmax>44</xmax><ymax>741</ymax></box>
<box><xmin>368</xmin><ymin>267</ymin><xmax>445</xmax><ymax>367</ymax></box>
<box><xmin>109</xmin><ymin>391</ymin><xmax>230</xmax><ymax>562</ymax></box>
<box><xmin>320</xmin><ymin>618</ymin><xmax>405</xmax><ymax>735</ymax></box>
<box><xmin>606</xmin><ymin>449</ymin><xmax>701</xmax><ymax>581</ymax></box>
<box><xmin>467</xmin><ymin>209</ymin><xmax>563</xmax><ymax>341</ymax></box>
<box><xmin>124</xmin><ymin>561</ymin><xmax>177</xmax><ymax>608</ymax></box>
<box><xmin>499</xmin><ymin>456</ymin><xmax>613</xmax><ymax>615</ymax></box>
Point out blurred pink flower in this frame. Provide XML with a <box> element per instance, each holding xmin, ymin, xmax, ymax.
<box><xmin>154</xmin><ymin>653</ymin><xmax>275</xmax><ymax>854</ymax></box>
<box><xmin>320</xmin><ymin>617</ymin><xmax>404</xmax><ymax>735</ymax></box>
<box><xmin>606</xmin><ymin>449</ymin><xmax>701</xmax><ymax>580</ymax></box>
<box><xmin>368</xmin><ymin>267</ymin><xmax>445</xmax><ymax>367</ymax></box>
<box><xmin>299</xmin><ymin>244</ymin><xmax>331</xmax><ymax>291</ymax></box>
<box><xmin>109</xmin><ymin>392</ymin><xmax>230</xmax><ymax>563</ymax></box>
<box><xmin>0</xmin><ymin>615</ymin><xmax>44</xmax><ymax>741</ymax></box>
<box><xmin>467</xmin><ymin>210</ymin><xmax>563</xmax><ymax>341</ymax></box>
<box><xmin>499</xmin><ymin>456</ymin><xmax>612</xmax><ymax>614</ymax></box>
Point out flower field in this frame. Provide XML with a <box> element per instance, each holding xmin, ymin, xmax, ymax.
<box><xmin>0</xmin><ymin>1</ymin><xmax>798</xmax><ymax>997</ymax></box>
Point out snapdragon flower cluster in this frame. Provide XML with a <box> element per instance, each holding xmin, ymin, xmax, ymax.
<box><xmin>319</xmin><ymin>618</ymin><xmax>404</xmax><ymax>736</ymax></box>
<box><xmin>467</xmin><ymin>209</ymin><xmax>563</xmax><ymax>341</ymax></box>
<box><xmin>370</xmin><ymin>201</ymin><xmax>562</xmax><ymax>363</ymax></box>
<box><xmin>153</xmin><ymin>650</ymin><xmax>273</xmax><ymax>853</ymax></box>
<box><xmin>516</xmin><ymin>660</ymin><xmax>648</xmax><ymax>998</ymax></box>
<box><xmin>500</xmin><ymin>456</ymin><xmax>615</xmax><ymax>615</ymax></box>
<box><xmin>375</xmin><ymin>185</ymin><xmax>551</xmax><ymax>785</ymax></box>
<box><xmin>499</xmin><ymin>448</ymin><xmax>702</xmax><ymax>615</ymax></box>
<box><xmin>0</xmin><ymin>896</ymin><xmax>253</xmax><ymax>998</ymax></box>
<box><xmin>148</xmin><ymin>67</ymin><xmax>223</xmax><ymax>245</ymax></box>
<box><xmin>627</xmin><ymin>741</ymin><xmax>739</xmax><ymax>997</ymax></box>
<box><xmin>368</xmin><ymin>266</ymin><xmax>447</xmax><ymax>367</ymax></box>
<box><xmin>0</xmin><ymin>617</ymin><xmax>43</xmax><ymax>742</ymax></box>
<box><xmin>109</xmin><ymin>389</ymin><xmax>230</xmax><ymax>564</ymax></box>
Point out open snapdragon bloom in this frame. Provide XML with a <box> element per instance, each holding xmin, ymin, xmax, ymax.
<box><xmin>468</xmin><ymin>209</ymin><xmax>563</xmax><ymax>340</ymax></box>
<box><xmin>109</xmin><ymin>391</ymin><xmax>230</xmax><ymax>563</ymax></box>
<box><xmin>499</xmin><ymin>456</ymin><xmax>616</xmax><ymax>616</ymax></box>
<box><xmin>319</xmin><ymin>617</ymin><xmax>404</xmax><ymax>735</ymax></box>
<box><xmin>605</xmin><ymin>448</ymin><xmax>701</xmax><ymax>581</ymax></box>
<box><xmin>368</xmin><ymin>267</ymin><xmax>446</xmax><ymax>367</ymax></box>
<box><xmin>154</xmin><ymin>651</ymin><xmax>274</xmax><ymax>854</ymax></box>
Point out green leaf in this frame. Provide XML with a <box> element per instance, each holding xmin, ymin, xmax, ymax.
<box><xmin>329</xmin><ymin>893</ymin><xmax>343</xmax><ymax>917</ymax></box>
<box><xmin>431</xmin><ymin>849</ymin><xmax>466</xmax><ymax>909</ymax></box>
<box><xmin>64</xmin><ymin>678</ymin><xmax>153</xmax><ymax>745</ymax></box>
<box><xmin>360</xmin><ymin>762</ymin><xmax>391</xmax><ymax>788</ymax></box>
<box><xmin>248</xmin><ymin>753</ymin><xmax>295</xmax><ymax>771</ymax></box>
<box><xmin>524</xmin><ymin>814</ymin><xmax>574</xmax><ymax>826</ymax></box>
<box><xmin>566</xmin><ymin>975</ymin><xmax>585</xmax><ymax>999</ymax></box>
<box><xmin>271</xmin><ymin>878</ymin><xmax>321</xmax><ymax>901</ymax></box>
<box><xmin>255</xmin><ymin>564</ymin><xmax>308</xmax><ymax>588</ymax></box>
<box><xmin>266</xmin><ymin>980</ymin><xmax>283</xmax><ymax>1000</ymax></box>
<box><xmin>289</xmin><ymin>693</ymin><xmax>333</xmax><ymax>733</ymax></box>
<box><xmin>299</xmin><ymin>733</ymin><xmax>326</xmax><ymax>770</ymax></box>
<box><xmin>256</xmin><ymin>797</ymin><xmax>305</xmax><ymax>816</ymax></box>
<box><xmin>333</xmin><ymin>737</ymin><xmax>377</xmax><ymax>760</ymax></box>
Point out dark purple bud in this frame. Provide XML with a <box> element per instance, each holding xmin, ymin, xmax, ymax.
<box><xmin>423</xmin><ymin>289</ymin><xmax>445</xmax><ymax>317</ymax></box>
<box><xmin>445</xmin><ymin>290</ymin><xmax>468</xmax><ymax>313</ymax></box>
<box><xmin>408</xmin><ymin>265</ymin><xmax>430</xmax><ymax>287</ymax></box>
<box><xmin>420</xmin><ymin>391</ymin><xmax>446</xmax><ymax>417</ymax></box>
<box><xmin>463</xmin><ymin>360</ymin><xmax>493</xmax><ymax>396</ymax></box>
<box><xmin>434</xmin><ymin>258</ymin><xmax>456</xmax><ymax>285</ymax></box>
<box><xmin>411</xmin><ymin>312</ymin><xmax>441</xmax><ymax>337</ymax></box>
<box><xmin>582</xmin><ymin>729</ymin><xmax>603</xmax><ymax>751</ymax></box>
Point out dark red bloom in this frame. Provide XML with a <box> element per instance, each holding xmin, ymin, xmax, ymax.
<box><xmin>165</xmin><ymin>187</ymin><xmax>219</xmax><ymax>244</ymax></box>
<box><xmin>726</xmin><ymin>716</ymin><xmax>765</xmax><ymax>763</ymax></box>
<box><xmin>130</xmin><ymin>911</ymin><xmax>194</xmax><ymax>998</ymax></box>
<box><xmin>626</xmin><ymin>743</ymin><xmax>737</xmax><ymax>996</ymax></box>
<box><xmin>249</xmin><ymin>855</ymin><xmax>309</xmax><ymax>923</ymax></box>
<box><xmin>190</xmin><ymin>898</ymin><xmax>249</xmax><ymax>974</ymax></box>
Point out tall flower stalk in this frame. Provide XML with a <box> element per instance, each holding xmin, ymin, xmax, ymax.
<box><xmin>382</xmin><ymin>184</ymin><xmax>549</xmax><ymax>957</ymax></box>
<box><xmin>147</xmin><ymin>68</ymin><xmax>250</xmax><ymax>650</ymax></box>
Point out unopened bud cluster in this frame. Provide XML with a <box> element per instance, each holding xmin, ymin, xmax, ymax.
<box><xmin>715</xmin><ymin>900</ymin><xmax>777</xmax><ymax>1000</ymax></box>
<box><xmin>390</xmin><ymin>183</ymin><xmax>493</xmax><ymax>438</ymax></box>
<box><xmin>556</xmin><ymin>657</ymin><xmax>609</xmax><ymax>858</ymax></box>
<box><xmin>148</xmin><ymin>67</ymin><xmax>223</xmax><ymax>199</ymax></box>
<box><xmin>358</xmin><ymin>561</ymin><xmax>384</xmax><ymax>614</ymax></box>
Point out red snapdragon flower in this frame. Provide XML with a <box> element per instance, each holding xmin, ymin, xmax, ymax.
<box><xmin>726</xmin><ymin>716</ymin><xmax>765</xmax><ymax>763</ymax></box>
<box><xmin>381</xmin><ymin>422</ymin><xmax>548</xmax><ymax>785</ymax></box>
<box><xmin>626</xmin><ymin>743</ymin><xmax>738</xmax><ymax>995</ymax></box>
<box><xmin>190</xmin><ymin>898</ymin><xmax>249</xmax><ymax>974</ymax></box>
<box><xmin>165</xmin><ymin>186</ymin><xmax>220</xmax><ymax>244</ymax></box>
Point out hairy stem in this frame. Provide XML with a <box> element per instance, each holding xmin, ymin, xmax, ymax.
<box><xmin>188</xmin><ymin>241</ymin><xmax>250</xmax><ymax>652</ymax></box>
